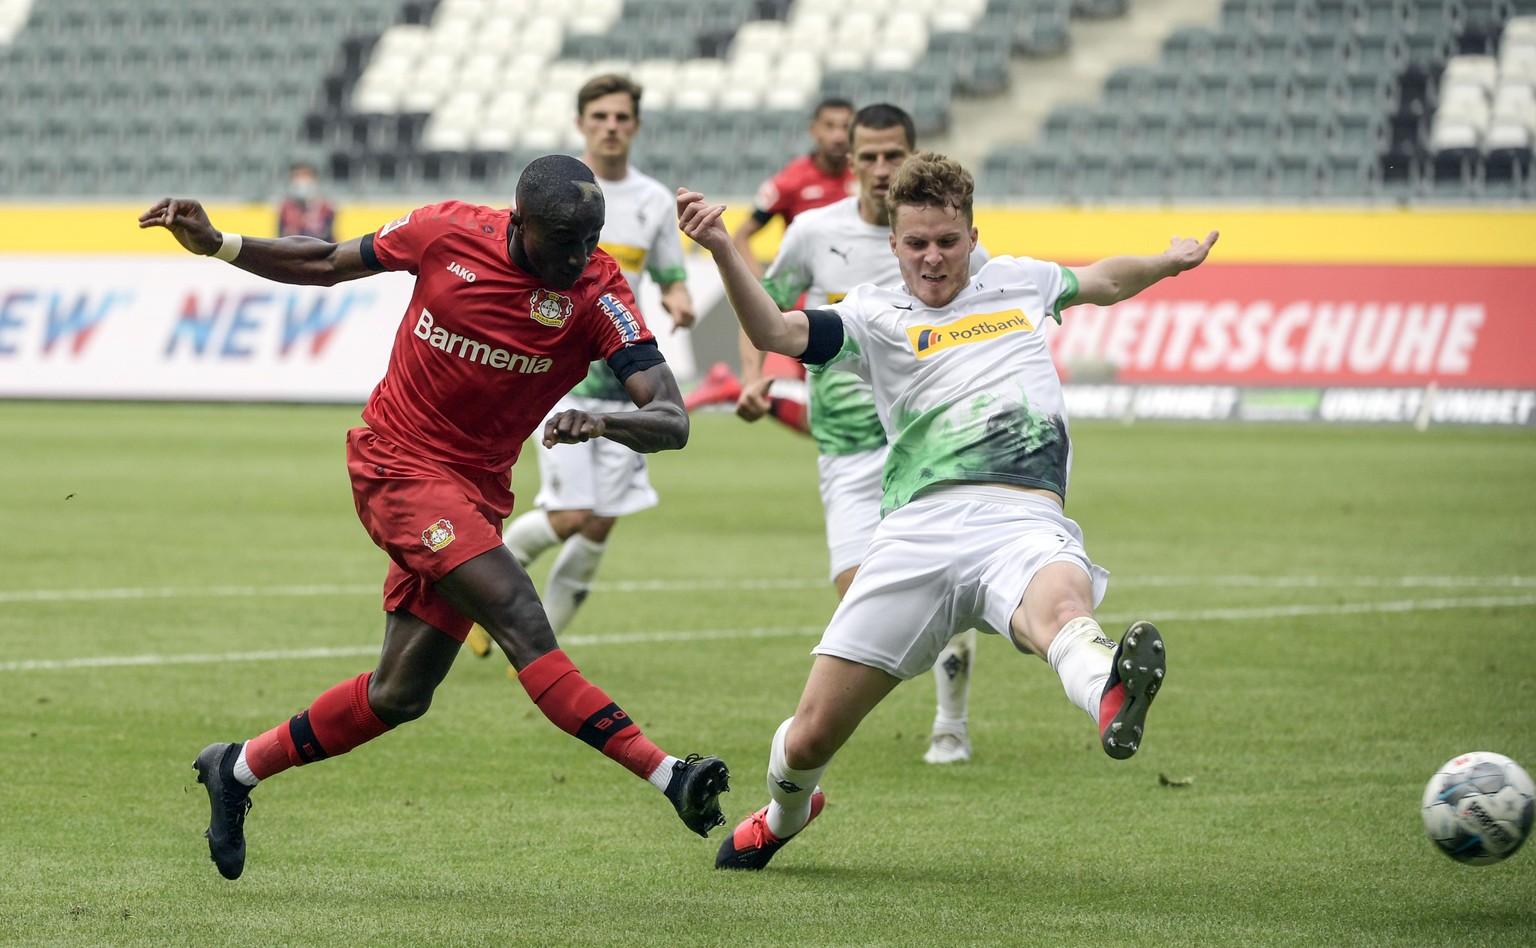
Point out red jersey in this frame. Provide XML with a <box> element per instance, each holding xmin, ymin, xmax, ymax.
<box><xmin>750</xmin><ymin>154</ymin><xmax>855</xmax><ymax>227</ymax></box>
<box><xmin>360</xmin><ymin>200</ymin><xmax>654</xmax><ymax>473</ymax></box>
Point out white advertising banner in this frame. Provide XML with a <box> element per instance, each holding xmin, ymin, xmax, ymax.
<box><xmin>0</xmin><ymin>255</ymin><xmax>722</xmax><ymax>401</ymax></box>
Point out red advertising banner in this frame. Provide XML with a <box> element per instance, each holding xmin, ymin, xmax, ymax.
<box><xmin>1048</xmin><ymin>265</ymin><xmax>1536</xmax><ymax>387</ymax></box>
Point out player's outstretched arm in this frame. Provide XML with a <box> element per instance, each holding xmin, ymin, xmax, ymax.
<box><xmin>138</xmin><ymin>197</ymin><xmax>375</xmax><ymax>287</ymax></box>
<box><xmin>543</xmin><ymin>362</ymin><xmax>689</xmax><ymax>453</ymax></box>
<box><xmin>676</xmin><ymin>189</ymin><xmax>808</xmax><ymax>358</ymax></box>
<box><xmin>1068</xmin><ymin>230</ymin><xmax>1220</xmax><ymax>309</ymax></box>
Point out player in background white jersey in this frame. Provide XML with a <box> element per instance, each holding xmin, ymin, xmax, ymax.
<box><xmin>679</xmin><ymin>153</ymin><xmax>1217</xmax><ymax>870</ymax></box>
<box><xmin>466</xmin><ymin>74</ymin><xmax>695</xmax><ymax>660</ymax></box>
<box><xmin>744</xmin><ymin>104</ymin><xmax>988</xmax><ymax>765</ymax></box>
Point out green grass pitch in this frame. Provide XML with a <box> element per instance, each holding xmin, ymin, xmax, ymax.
<box><xmin>1</xmin><ymin>402</ymin><xmax>1533</xmax><ymax>946</ymax></box>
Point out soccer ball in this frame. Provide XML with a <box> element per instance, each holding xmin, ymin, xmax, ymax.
<box><xmin>1421</xmin><ymin>751</ymin><xmax>1535</xmax><ymax>865</ymax></box>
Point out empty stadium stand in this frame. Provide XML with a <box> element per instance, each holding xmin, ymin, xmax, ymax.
<box><xmin>0</xmin><ymin>0</ymin><xmax>1531</xmax><ymax>202</ymax></box>
<box><xmin>982</xmin><ymin>0</ymin><xmax>1536</xmax><ymax>201</ymax></box>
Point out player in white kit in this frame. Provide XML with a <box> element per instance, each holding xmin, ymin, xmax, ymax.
<box><xmin>466</xmin><ymin>74</ymin><xmax>694</xmax><ymax>659</ymax></box>
<box><xmin>746</xmin><ymin>104</ymin><xmax>988</xmax><ymax>764</ymax></box>
<box><xmin>678</xmin><ymin>152</ymin><xmax>1217</xmax><ymax>870</ymax></box>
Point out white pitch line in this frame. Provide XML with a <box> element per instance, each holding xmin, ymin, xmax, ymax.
<box><xmin>2</xmin><ymin>596</ymin><xmax>1533</xmax><ymax>674</ymax></box>
<box><xmin>1</xmin><ymin>575</ymin><xmax>1532</xmax><ymax>606</ymax></box>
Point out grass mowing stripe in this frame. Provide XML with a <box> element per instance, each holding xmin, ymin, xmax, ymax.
<box><xmin>2</xmin><ymin>574</ymin><xmax>1532</xmax><ymax>605</ymax></box>
<box><xmin>5</xmin><ymin>595</ymin><xmax>1531</xmax><ymax>674</ymax></box>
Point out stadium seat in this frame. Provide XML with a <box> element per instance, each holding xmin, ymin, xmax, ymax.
<box><xmin>1228</xmin><ymin>111</ymin><xmax>1284</xmax><ymax>156</ymax></box>
<box><xmin>1428</xmin><ymin>146</ymin><xmax>1484</xmax><ymax>196</ymax></box>
<box><xmin>1225</xmin><ymin>153</ymin><xmax>1272</xmax><ymax>198</ymax></box>
<box><xmin>1118</xmin><ymin>154</ymin><xmax>1169</xmax><ymax>199</ymax></box>
<box><xmin>1167</xmin><ymin>154</ymin><xmax>1226</xmax><ymax>198</ymax></box>
<box><xmin>1070</xmin><ymin>154</ymin><xmax>1118</xmax><ymax>201</ymax></box>
<box><xmin>1323</xmin><ymin>152</ymin><xmax>1380</xmax><ymax>196</ymax></box>
<box><xmin>1270</xmin><ymin>153</ymin><xmax>1324</xmax><ymax>196</ymax></box>
<box><xmin>1483</xmin><ymin>143</ymin><xmax>1533</xmax><ymax>195</ymax></box>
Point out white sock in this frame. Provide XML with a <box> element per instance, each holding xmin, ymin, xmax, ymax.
<box><xmin>233</xmin><ymin>743</ymin><xmax>259</xmax><ymax>786</ymax></box>
<box><xmin>543</xmin><ymin>533</ymin><xmax>606</xmax><ymax>634</ymax></box>
<box><xmin>1046</xmin><ymin>616</ymin><xmax>1115</xmax><ymax>725</ymax></box>
<box><xmin>503</xmin><ymin>510</ymin><xmax>560</xmax><ymax>567</ymax></box>
<box><xmin>764</xmin><ymin>717</ymin><xmax>828</xmax><ymax>838</ymax></box>
<box><xmin>931</xmin><ymin>628</ymin><xmax>976</xmax><ymax>734</ymax></box>
<box><xmin>647</xmin><ymin>754</ymin><xmax>681</xmax><ymax>792</ymax></box>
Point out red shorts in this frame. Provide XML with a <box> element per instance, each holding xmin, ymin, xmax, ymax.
<box><xmin>346</xmin><ymin>427</ymin><xmax>513</xmax><ymax>641</ymax></box>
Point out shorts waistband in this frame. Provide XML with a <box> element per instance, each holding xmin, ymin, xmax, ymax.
<box><xmin>911</xmin><ymin>484</ymin><xmax>1064</xmax><ymax>511</ymax></box>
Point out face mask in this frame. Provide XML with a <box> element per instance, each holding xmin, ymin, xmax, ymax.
<box><xmin>289</xmin><ymin>178</ymin><xmax>318</xmax><ymax>201</ymax></box>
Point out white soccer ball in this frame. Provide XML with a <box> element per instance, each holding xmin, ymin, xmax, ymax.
<box><xmin>1421</xmin><ymin>751</ymin><xmax>1535</xmax><ymax>865</ymax></box>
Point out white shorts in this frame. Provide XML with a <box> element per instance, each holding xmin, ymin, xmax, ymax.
<box><xmin>813</xmin><ymin>485</ymin><xmax>1110</xmax><ymax>680</ymax></box>
<box><xmin>818</xmin><ymin>446</ymin><xmax>887</xmax><ymax>581</ymax></box>
<box><xmin>532</xmin><ymin>396</ymin><xmax>658</xmax><ymax>517</ymax></box>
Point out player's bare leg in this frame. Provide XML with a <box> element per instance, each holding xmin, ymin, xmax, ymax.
<box><xmin>1008</xmin><ymin>561</ymin><xmax>1164</xmax><ymax>758</ymax></box>
<box><xmin>717</xmin><ymin>655</ymin><xmax>899</xmax><ymax>869</ymax></box>
<box><xmin>438</xmin><ymin>546</ymin><xmax>728</xmax><ymax>835</ymax></box>
<box><xmin>466</xmin><ymin>507</ymin><xmax>566</xmax><ymax>657</ymax></box>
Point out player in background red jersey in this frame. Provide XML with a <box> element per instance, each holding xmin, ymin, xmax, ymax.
<box><xmin>730</xmin><ymin>97</ymin><xmax>856</xmax><ymax>279</ymax></box>
<box><xmin>138</xmin><ymin>155</ymin><xmax>729</xmax><ymax>882</ymax></box>
<box><xmin>687</xmin><ymin>98</ymin><xmax>857</xmax><ymax>427</ymax></box>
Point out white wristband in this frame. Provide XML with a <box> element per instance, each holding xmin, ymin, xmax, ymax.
<box><xmin>213</xmin><ymin>232</ymin><xmax>243</xmax><ymax>262</ymax></box>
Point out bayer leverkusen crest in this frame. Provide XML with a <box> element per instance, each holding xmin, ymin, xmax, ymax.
<box><xmin>530</xmin><ymin>289</ymin><xmax>572</xmax><ymax>328</ymax></box>
<box><xmin>421</xmin><ymin>518</ymin><xmax>455</xmax><ymax>552</ymax></box>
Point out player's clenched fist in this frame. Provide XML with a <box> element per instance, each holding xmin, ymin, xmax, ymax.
<box><xmin>543</xmin><ymin>409</ymin><xmax>608</xmax><ymax>446</ymax></box>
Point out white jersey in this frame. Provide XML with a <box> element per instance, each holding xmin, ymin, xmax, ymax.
<box><xmin>811</xmin><ymin>256</ymin><xmax>1079</xmax><ymax>516</ymax></box>
<box><xmin>572</xmin><ymin>166</ymin><xmax>686</xmax><ymax>401</ymax></box>
<box><xmin>765</xmin><ymin>196</ymin><xmax>987</xmax><ymax>456</ymax></box>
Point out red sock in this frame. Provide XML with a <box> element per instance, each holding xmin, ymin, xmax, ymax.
<box><xmin>517</xmin><ymin>649</ymin><xmax>666</xmax><ymax>780</ymax></box>
<box><xmin>769</xmin><ymin>396</ymin><xmax>809</xmax><ymax>434</ymax></box>
<box><xmin>243</xmin><ymin>672</ymin><xmax>393</xmax><ymax>780</ymax></box>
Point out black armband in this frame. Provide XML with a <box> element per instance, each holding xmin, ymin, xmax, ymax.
<box><xmin>359</xmin><ymin>233</ymin><xmax>384</xmax><ymax>272</ymax></box>
<box><xmin>607</xmin><ymin>339</ymin><xmax>666</xmax><ymax>383</ymax></box>
<box><xmin>798</xmin><ymin>309</ymin><xmax>845</xmax><ymax>366</ymax></box>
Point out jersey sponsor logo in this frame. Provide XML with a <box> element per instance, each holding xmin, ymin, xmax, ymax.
<box><xmin>828</xmin><ymin>245</ymin><xmax>851</xmax><ymax>264</ymax></box>
<box><xmin>598</xmin><ymin>241</ymin><xmax>646</xmax><ymax>276</ymax></box>
<box><xmin>597</xmin><ymin>293</ymin><xmax>642</xmax><ymax>342</ymax></box>
<box><xmin>378</xmin><ymin>211</ymin><xmax>412</xmax><ymax>237</ymax></box>
<box><xmin>413</xmin><ymin>309</ymin><xmax>552</xmax><ymax>373</ymax></box>
<box><xmin>826</xmin><ymin>292</ymin><xmax>848</xmax><ymax>304</ymax></box>
<box><xmin>446</xmin><ymin>261</ymin><xmax>477</xmax><ymax>282</ymax></box>
<box><xmin>529</xmin><ymin>289</ymin><xmax>572</xmax><ymax>328</ymax></box>
<box><xmin>421</xmin><ymin>518</ymin><xmax>455</xmax><ymax>552</ymax></box>
<box><xmin>908</xmin><ymin>308</ymin><xmax>1036</xmax><ymax>359</ymax></box>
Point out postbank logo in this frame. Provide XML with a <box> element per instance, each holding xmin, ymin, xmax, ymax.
<box><xmin>421</xmin><ymin>518</ymin><xmax>456</xmax><ymax>552</ymax></box>
<box><xmin>908</xmin><ymin>308</ymin><xmax>1034</xmax><ymax>360</ymax></box>
<box><xmin>530</xmin><ymin>289</ymin><xmax>572</xmax><ymax>328</ymax></box>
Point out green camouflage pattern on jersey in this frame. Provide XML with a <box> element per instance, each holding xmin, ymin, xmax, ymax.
<box><xmin>809</xmin><ymin>371</ymin><xmax>886</xmax><ymax>455</ymax></box>
<box><xmin>765</xmin><ymin>274</ymin><xmax>885</xmax><ymax>456</ymax></box>
<box><xmin>883</xmin><ymin>385</ymin><xmax>1070</xmax><ymax>516</ymax></box>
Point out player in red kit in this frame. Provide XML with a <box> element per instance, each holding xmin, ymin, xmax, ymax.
<box><xmin>138</xmin><ymin>155</ymin><xmax>728</xmax><ymax>882</ymax></box>
<box><xmin>687</xmin><ymin>98</ymin><xmax>857</xmax><ymax>427</ymax></box>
